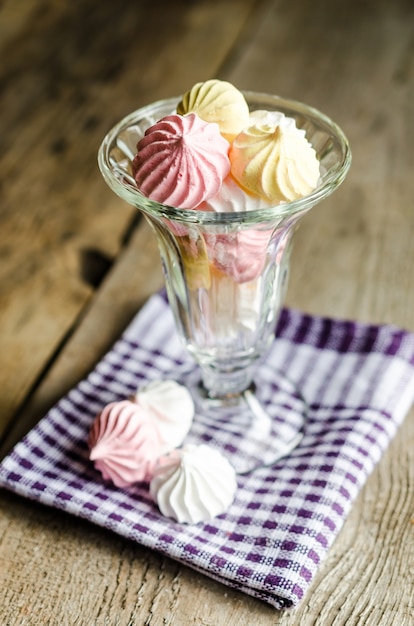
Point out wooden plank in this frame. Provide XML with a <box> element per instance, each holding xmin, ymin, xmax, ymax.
<box><xmin>228</xmin><ymin>1</ymin><xmax>414</xmax><ymax>624</ymax></box>
<box><xmin>0</xmin><ymin>0</ymin><xmax>262</xmax><ymax>439</ymax></box>
<box><xmin>0</xmin><ymin>218</ymin><xmax>164</xmax><ymax>458</ymax></box>
<box><xmin>229</xmin><ymin>0</ymin><xmax>414</xmax><ymax>330</ymax></box>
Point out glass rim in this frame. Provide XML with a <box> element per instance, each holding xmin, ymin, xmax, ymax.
<box><xmin>98</xmin><ymin>91</ymin><xmax>352</xmax><ymax>225</ymax></box>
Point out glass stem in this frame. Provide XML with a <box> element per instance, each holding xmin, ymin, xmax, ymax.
<box><xmin>200</xmin><ymin>364</ymin><xmax>257</xmax><ymax>399</ymax></box>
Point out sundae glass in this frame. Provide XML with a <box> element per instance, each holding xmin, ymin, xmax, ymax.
<box><xmin>98</xmin><ymin>90</ymin><xmax>351</xmax><ymax>473</ymax></box>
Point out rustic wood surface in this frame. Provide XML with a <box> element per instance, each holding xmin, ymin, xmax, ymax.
<box><xmin>1</xmin><ymin>0</ymin><xmax>414</xmax><ymax>624</ymax></box>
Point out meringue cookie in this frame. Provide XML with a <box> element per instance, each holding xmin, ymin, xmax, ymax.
<box><xmin>132</xmin><ymin>113</ymin><xmax>230</xmax><ymax>209</ymax></box>
<box><xmin>248</xmin><ymin>109</ymin><xmax>299</xmax><ymax>132</ymax></box>
<box><xmin>88</xmin><ymin>400</ymin><xmax>162</xmax><ymax>487</ymax></box>
<box><xmin>177</xmin><ymin>79</ymin><xmax>250</xmax><ymax>141</ymax></box>
<box><xmin>150</xmin><ymin>444</ymin><xmax>237</xmax><ymax>524</ymax></box>
<box><xmin>135</xmin><ymin>380</ymin><xmax>195</xmax><ymax>450</ymax></box>
<box><xmin>176</xmin><ymin>232</ymin><xmax>211</xmax><ymax>291</ymax></box>
<box><xmin>196</xmin><ymin>175</ymin><xmax>274</xmax><ymax>213</ymax></box>
<box><xmin>205</xmin><ymin>227</ymin><xmax>272</xmax><ymax>283</ymax></box>
<box><xmin>230</xmin><ymin>115</ymin><xmax>320</xmax><ymax>202</ymax></box>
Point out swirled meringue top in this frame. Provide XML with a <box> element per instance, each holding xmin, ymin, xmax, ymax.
<box><xmin>150</xmin><ymin>444</ymin><xmax>237</xmax><ymax>524</ymax></box>
<box><xmin>132</xmin><ymin>113</ymin><xmax>230</xmax><ymax>209</ymax></box>
<box><xmin>230</xmin><ymin>113</ymin><xmax>320</xmax><ymax>202</ymax></box>
<box><xmin>88</xmin><ymin>400</ymin><xmax>162</xmax><ymax>487</ymax></box>
<box><xmin>134</xmin><ymin>380</ymin><xmax>194</xmax><ymax>451</ymax></box>
<box><xmin>248</xmin><ymin>109</ymin><xmax>298</xmax><ymax>131</ymax></box>
<box><xmin>177</xmin><ymin>79</ymin><xmax>250</xmax><ymax>141</ymax></box>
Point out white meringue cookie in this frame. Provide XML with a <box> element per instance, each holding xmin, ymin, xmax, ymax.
<box><xmin>196</xmin><ymin>175</ymin><xmax>273</xmax><ymax>213</ymax></box>
<box><xmin>134</xmin><ymin>380</ymin><xmax>194</xmax><ymax>451</ymax></box>
<box><xmin>248</xmin><ymin>109</ymin><xmax>300</xmax><ymax>132</ymax></box>
<box><xmin>150</xmin><ymin>444</ymin><xmax>237</xmax><ymax>524</ymax></box>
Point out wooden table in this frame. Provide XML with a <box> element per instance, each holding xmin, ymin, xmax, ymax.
<box><xmin>1</xmin><ymin>1</ymin><xmax>413</xmax><ymax>623</ymax></box>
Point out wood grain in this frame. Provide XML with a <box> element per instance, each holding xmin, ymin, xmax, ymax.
<box><xmin>1</xmin><ymin>0</ymin><xmax>414</xmax><ymax>624</ymax></box>
<box><xmin>0</xmin><ymin>218</ymin><xmax>164</xmax><ymax>458</ymax></box>
<box><xmin>0</xmin><ymin>0</ymin><xmax>261</xmax><ymax>438</ymax></box>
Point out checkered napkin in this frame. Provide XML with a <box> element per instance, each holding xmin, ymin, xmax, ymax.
<box><xmin>1</xmin><ymin>292</ymin><xmax>414</xmax><ymax>610</ymax></box>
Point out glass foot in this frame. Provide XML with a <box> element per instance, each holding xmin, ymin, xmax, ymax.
<box><xmin>174</xmin><ymin>362</ymin><xmax>308</xmax><ymax>475</ymax></box>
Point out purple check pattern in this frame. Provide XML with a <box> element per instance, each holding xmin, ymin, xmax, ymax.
<box><xmin>1</xmin><ymin>292</ymin><xmax>414</xmax><ymax>610</ymax></box>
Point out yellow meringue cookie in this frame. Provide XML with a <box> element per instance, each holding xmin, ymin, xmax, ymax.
<box><xmin>230</xmin><ymin>117</ymin><xmax>320</xmax><ymax>203</ymax></box>
<box><xmin>177</xmin><ymin>79</ymin><xmax>250</xmax><ymax>141</ymax></box>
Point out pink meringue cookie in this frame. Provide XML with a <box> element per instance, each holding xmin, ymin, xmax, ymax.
<box><xmin>205</xmin><ymin>227</ymin><xmax>272</xmax><ymax>283</ymax></box>
<box><xmin>132</xmin><ymin>113</ymin><xmax>230</xmax><ymax>209</ymax></box>
<box><xmin>88</xmin><ymin>400</ymin><xmax>162</xmax><ymax>487</ymax></box>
